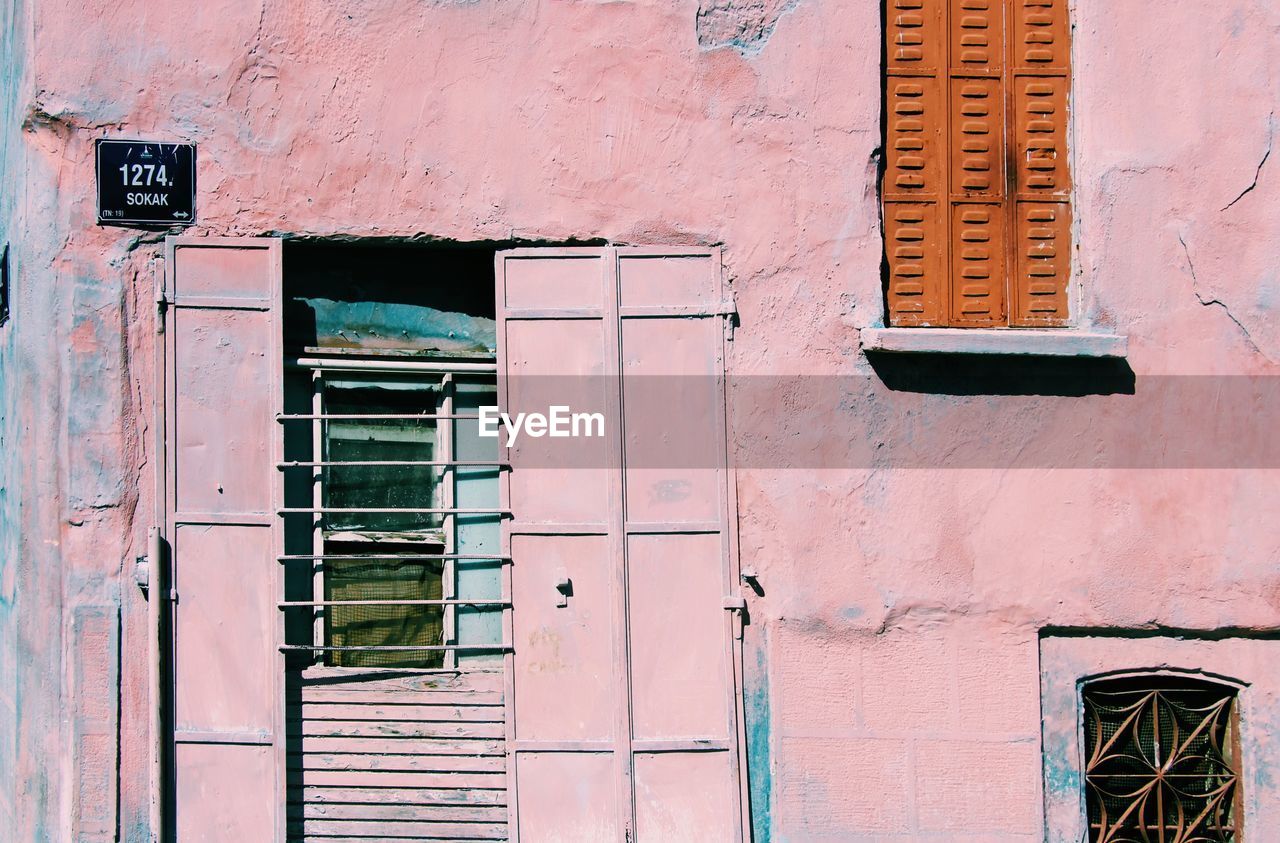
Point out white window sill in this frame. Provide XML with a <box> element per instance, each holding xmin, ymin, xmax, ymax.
<box><xmin>860</xmin><ymin>327</ymin><xmax>1128</xmax><ymax>358</ymax></box>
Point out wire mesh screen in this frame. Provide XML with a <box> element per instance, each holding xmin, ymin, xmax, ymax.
<box><xmin>325</xmin><ymin>559</ymin><xmax>445</xmax><ymax>668</ymax></box>
<box><xmin>1083</xmin><ymin>675</ymin><xmax>1241</xmax><ymax>842</ymax></box>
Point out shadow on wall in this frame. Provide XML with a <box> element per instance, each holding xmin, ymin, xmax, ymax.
<box><xmin>866</xmin><ymin>352</ymin><xmax>1137</xmax><ymax>397</ymax></box>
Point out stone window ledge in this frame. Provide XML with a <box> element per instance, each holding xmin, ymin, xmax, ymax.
<box><xmin>860</xmin><ymin>327</ymin><xmax>1128</xmax><ymax>358</ymax></box>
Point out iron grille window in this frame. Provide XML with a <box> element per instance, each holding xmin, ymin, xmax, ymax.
<box><xmin>1083</xmin><ymin>675</ymin><xmax>1242</xmax><ymax>842</ymax></box>
<box><xmin>278</xmin><ymin>352</ymin><xmax>508</xmax><ymax>670</ymax></box>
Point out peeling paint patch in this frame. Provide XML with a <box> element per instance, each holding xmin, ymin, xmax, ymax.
<box><xmin>696</xmin><ymin>0</ymin><xmax>800</xmax><ymax>57</ymax></box>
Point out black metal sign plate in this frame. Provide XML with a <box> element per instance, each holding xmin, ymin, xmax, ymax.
<box><xmin>96</xmin><ymin>140</ymin><xmax>196</xmax><ymax>226</ymax></box>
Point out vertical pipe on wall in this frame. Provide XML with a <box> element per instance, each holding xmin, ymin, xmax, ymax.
<box><xmin>151</xmin><ymin>254</ymin><xmax>167</xmax><ymax>843</ymax></box>
<box><xmin>147</xmin><ymin>526</ymin><xmax>163</xmax><ymax>843</ymax></box>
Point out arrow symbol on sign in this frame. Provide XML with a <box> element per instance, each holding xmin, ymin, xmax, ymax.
<box><xmin>173</xmin><ymin>212</ymin><xmax>189</xmax><ymax>218</ymax></box>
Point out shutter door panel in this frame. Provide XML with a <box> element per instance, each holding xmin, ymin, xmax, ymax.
<box><xmin>616</xmin><ymin>248</ymin><xmax>746</xmax><ymax>842</ymax></box>
<box><xmin>504</xmin><ymin>316</ymin><xmax>612</xmax><ymax>526</ymax></box>
<box><xmin>514</xmin><ymin>753</ymin><xmax>618</xmax><ymax>842</ymax></box>
<box><xmin>164</xmin><ymin>236</ymin><xmax>281</xmax><ymax>842</ymax></box>
<box><xmin>172</xmin><ymin>524</ymin><xmax>274</xmax><ymax>734</ymax></box>
<box><xmin>175</xmin><ymin>744</ymin><xmax>275</xmax><ymax>840</ymax></box>
<box><xmin>884</xmin><ymin>0</ymin><xmax>1072</xmax><ymax>327</ymax></box>
<box><xmin>886</xmin><ymin>77</ymin><xmax>944</xmax><ymax>196</ymax></box>
<box><xmin>499</xmin><ymin>247</ymin><xmax>747</xmax><ymax>842</ymax></box>
<box><xmin>634</xmin><ymin>751</ymin><xmax>738</xmax><ymax>843</ymax></box>
<box><xmin>626</xmin><ymin>533</ymin><xmax>730</xmax><ymax>741</ymax></box>
<box><xmin>510</xmin><ymin>534</ymin><xmax>615</xmax><ymax>741</ymax></box>
<box><xmin>620</xmin><ymin>316</ymin><xmax>721</xmax><ymax>526</ymax></box>
<box><xmin>499</xmin><ymin>249</ymin><xmax>626</xmax><ymax>841</ymax></box>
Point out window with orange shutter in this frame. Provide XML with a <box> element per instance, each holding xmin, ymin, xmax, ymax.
<box><xmin>884</xmin><ymin>0</ymin><xmax>1072</xmax><ymax>327</ymax></box>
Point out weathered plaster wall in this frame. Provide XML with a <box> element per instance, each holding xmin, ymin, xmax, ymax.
<box><xmin>1</xmin><ymin>0</ymin><xmax>1277</xmax><ymax>840</ymax></box>
<box><xmin>0</xmin><ymin>0</ymin><xmax>28</xmax><ymax>832</ymax></box>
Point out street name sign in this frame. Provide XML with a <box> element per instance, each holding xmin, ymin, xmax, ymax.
<box><xmin>96</xmin><ymin>139</ymin><xmax>196</xmax><ymax>226</ymax></box>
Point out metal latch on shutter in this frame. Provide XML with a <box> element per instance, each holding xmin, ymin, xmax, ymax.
<box><xmin>723</xmin><ymin>595</ymin><xmax>747</xmax><ymax>639</ymax></box>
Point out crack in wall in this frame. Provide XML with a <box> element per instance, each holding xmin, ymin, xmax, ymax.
<box><xmin>1221</xmin><ymin>110</ymin><xmax>1274</xmax><ymax>212</ymax></box>
<box><xmin>1178</xmin><ymin>231</ymin><xmax>1273</xmax><ymax>363</ymax></box>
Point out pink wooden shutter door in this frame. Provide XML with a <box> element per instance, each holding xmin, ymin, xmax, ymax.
<box><xmin>498</xmin><ymin>247</ymin><xmax>747</xmax><ymax>842</ymax></box>
<box><xmin>498</xmin><ymin>248</ymin><xmax>627</xmax><ymax>841</ymax></box>
<box><xmin>616</xmin><ymin>247</ymin><xmax>747</xmax><ymax>842</ymax></box>
<box><xmin>163</xmin><ymin>236</ymin><xmax>282</xmax><ymax>841</ymax></box>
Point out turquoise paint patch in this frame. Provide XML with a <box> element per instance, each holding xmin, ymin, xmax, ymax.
<box><xmin>745</xmin><ymin>630</ymin><xmax>772</xmax><ymax>842</ymax></box>
<box><xmin>1042</xmin><ymin>739</ymin><xmax>1080</xmax><ymax>796</ymax></box>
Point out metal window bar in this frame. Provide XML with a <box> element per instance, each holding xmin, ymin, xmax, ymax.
<box><xmin>279</xmin><ymin>460</ymin><xmax>506</xmax><ymax>468</ymax></box>
<box><xmin>278</xmin><ymin>413</ymin><xmax>490</xmax><ymax>421</ymax></box>
<box><xmin>278</xmin><ymin>554</ymin><xmax>511</xmax><ymax>562</ymax></box>
<box><xmin>280</xmin><ymin>645</ymin><xmax>510</xmax><ymax>653</ymax></box>
<box><xmin>279</xmin><ymin>507</ymin><xmax>509</xmax><ymax>514</ymax></box>
<box><xmin>279</xmin><ymin>599</ymin><xmax>509</xmax><ymax>608</ymax></box>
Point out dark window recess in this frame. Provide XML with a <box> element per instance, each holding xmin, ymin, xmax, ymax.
<box><xmin>281</xmin><ymin>241</ymin><xmax>503</xmax><ymax>671</ymax></box>
<box><xmin>1083</xmin><ymin>675</ymin><xmax>1242</xmax><ymax>842</ymax></box>
<box><xmin>1</xmin><ymin>243</ymin><xmax>9</xmax><ymax>326</ymax></box>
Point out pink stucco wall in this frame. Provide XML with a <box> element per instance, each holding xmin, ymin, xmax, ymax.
<box><xmin>0</xmin><ymin>1</ymin><xmax>1276</xmax><ymax>840</ymax></box>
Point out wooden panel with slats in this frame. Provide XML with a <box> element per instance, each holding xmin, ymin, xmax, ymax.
<box><xmin>885</xmin><ymin>0</ymin><xmax>947</xmax><ymax>326</ymax></box>
<box><xmin>884</xmin><ymin>0</ymin><xmax>1072</xmax><ymax>327</ymax></box>
<box><xmin>286</xmin><ymin>670</ymin><xmax>507</xmax><ymax>841</ymax></box>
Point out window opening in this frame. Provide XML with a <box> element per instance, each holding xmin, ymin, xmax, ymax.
<box><xmin>279</xmin><ymin>243</ymin><xmax>509</xmax><ymax>671</ymax></box>
<box><xmin>1083</xmin><ymin>674</ymin><xmax>1242</xmax><ymax>842</ymax></box>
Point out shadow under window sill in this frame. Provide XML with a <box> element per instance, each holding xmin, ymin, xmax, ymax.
<box><xmin>861</xmin><ymin>328</ymin><xmax>1134</xmax><ymax>396</ymax></box>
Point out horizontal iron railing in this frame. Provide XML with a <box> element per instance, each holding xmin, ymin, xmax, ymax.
<box><xmin>279</xmin><ymin>599</ymin><xmax>509</xmax><ymax>609</ymax></box>
<box><xmin>280</xmin><ymin>644</ymin><xmax>510</xmax><ymax>653</ymax></box>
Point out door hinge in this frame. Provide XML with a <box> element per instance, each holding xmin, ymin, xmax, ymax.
<box><xmin>154</xmin><ymin>259</ymin><xmax>167</xmax><ymax>335</ymax></box>
<box><xmin>139</xmin><ymin>527</ymin><xmax>176</xmax><ymax>601</ymax></box>
<box><xmin>717</xmin><ymin>292</ymin><xmax>738</xmax><ymax>341</ymax></box>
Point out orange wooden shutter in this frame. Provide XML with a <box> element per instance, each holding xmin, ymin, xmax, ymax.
<box><xmin>1010</xmin><ymin>0</ymin><xmax>1071</xmax><ymax>325</ymax></box>
<box><xmin>884</xmin><ymin>0</ymin><xmax>1072</xmax><ymax>327</ymax></box>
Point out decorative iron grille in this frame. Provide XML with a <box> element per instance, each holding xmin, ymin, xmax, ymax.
<box><xmin>1083</xmin><ymin>675</ymin><xmax>1241</xmax><ymax>843</ymax></box>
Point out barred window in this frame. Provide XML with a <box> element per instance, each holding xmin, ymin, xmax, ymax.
<box><xmin>1083</xmin><ymin>675</ymin><xmax>1242</xmax><ymax>842</ymax></box>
